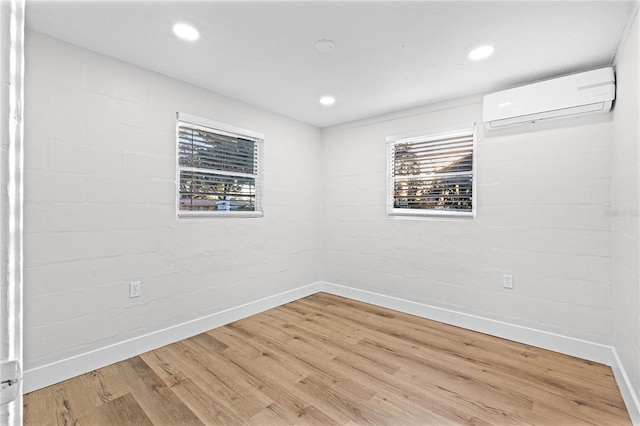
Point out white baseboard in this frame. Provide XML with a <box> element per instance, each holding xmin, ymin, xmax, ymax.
<box><xmin>22</xmin><ymin>279</ymin><xmax>640</xmax><ymax>425</ymax></box>
<box><xmin>612</xmin><ymin>348</ymin><xmax>640</xmax><ymax>425</ymax></box>
<box><xmin>22</xmin><ymin>282</ymin><xmax>322</xmax><ymax>393</ymax></box>
<box><xmin>319</xmin><ymin>281</ymin><xmax>640</xmax><ymax>425</ymax></box>
<box><xmin>319</xmin><ymin>282</ymin><xmax>614</xmax><ymax>364</ymax></box>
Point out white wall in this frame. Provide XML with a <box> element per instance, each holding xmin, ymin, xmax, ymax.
<box><xmin>613</xmin><ymin>5</ymin><xmax>640</xmax><ymax>405</ymax></box>
<box><xmin>322</xmin><ymin>96</ymin><xmax>614</xmax><ymax>345</ymax></box>
<box><xmin>22</xmin><ymin>30</ymin><xmax>322</xmax><ymax>371</ymax></box>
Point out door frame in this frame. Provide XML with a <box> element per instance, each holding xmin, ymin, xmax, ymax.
<box><xmin>0</xmin><ymin>0</ymin><xmax>25</xmax><ymax>424</ymax></box>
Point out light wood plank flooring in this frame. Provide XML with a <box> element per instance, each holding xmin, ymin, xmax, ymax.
<box><xmin>24</xmin><ymin>293</ymin><xmax>631</xmax><ymax>425</ymax></box>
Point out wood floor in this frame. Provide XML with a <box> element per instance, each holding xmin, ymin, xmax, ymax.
<box><xmin>24</xmin><ymin>293</ymin><xmax>631</xmax><ymax>425</ymax></box>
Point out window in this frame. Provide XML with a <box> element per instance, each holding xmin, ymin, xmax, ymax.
<box><xmin>176</xmin><ymin>112</ymin><xmax>263</xmax><ymax>217</ymax></box>
<box><xmin>387</xmin><ymin>124</ymin><xmax>475</xmax><ymax>218</ymax></box>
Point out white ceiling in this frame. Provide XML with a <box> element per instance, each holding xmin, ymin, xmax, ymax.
<box><xmin>26</xmin><ymin>1</ymin><xmax>636</xmax><ymax>128</ymax></box>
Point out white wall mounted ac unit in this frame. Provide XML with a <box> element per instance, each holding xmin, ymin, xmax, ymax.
<box><xmin>483</xmin><ymin>67</ymin><xmax>615</xmax><ymax>129</ymax></box>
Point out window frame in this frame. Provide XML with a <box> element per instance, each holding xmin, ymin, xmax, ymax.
<box><xmin>176</xmin><ymin>112</ymin><xmax>264</xmax><ymax>218</ymax></box>
<box><xmin>386</xmin><ymin>123</ymin><xmax>476</xmax><ymax>219</ymax></box>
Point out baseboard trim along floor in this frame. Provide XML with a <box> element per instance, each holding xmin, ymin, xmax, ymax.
<box><xmin>319</xmin><ymin>282</ymin><xmax>640</xmax><ymax>425</ymax></box>
<box><xmin>22</xmin><ymin>280</ymin><xmax>640</xmax><ymax>424</ymax></box>
<box><xmin>23</xmin><ymin>282</ymin><xmax>321</xmax><ymax>394</ymax></box>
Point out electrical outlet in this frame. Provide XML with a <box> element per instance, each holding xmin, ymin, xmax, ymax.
<box><xmin>503</xmin><ymin>274</ymin><xmax>514</xmax><ymax>289</ymax></box>
<box><xmin>129</xmin><ymin>281</ymin><xmax>142</xmax><ymax>298</ymax></box>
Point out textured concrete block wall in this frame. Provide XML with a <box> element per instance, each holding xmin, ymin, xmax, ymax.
<box><xmin>322</xmin><ymin>97</ymin><xmax>614</xmax><ymax>344</ymax></box>
<box><xmin>23</xmin><ymin>31</ymin><xmax>323</xmax><ymax>370</ymax></box>
<box><xmin>612</xmin><ymin>6</ymin><xmax>640</xmax><ymax>402</ymax></box>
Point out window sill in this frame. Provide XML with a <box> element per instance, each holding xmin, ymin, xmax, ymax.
<box><xmin>177</xmin><ymin>210</ymin><xmax>263</xmax><ymax>219</ymax></box>
<box><xmin>388</xmin><ymin>209</ymin><xmax>475</xmax><ymax>220</ymax></box>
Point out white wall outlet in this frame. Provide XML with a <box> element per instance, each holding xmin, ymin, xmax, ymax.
<box><xmin>129</xmin><ymin>281</ymin><xmax>142</xmax><ymax>298</ymax></box>
<box><xmin>503</xmin><ymin>274</ymin><xmax>514</xmax><ymax>289</ymax></box>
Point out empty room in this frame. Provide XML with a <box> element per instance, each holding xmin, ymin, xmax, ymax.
<box><xmin>1</xmin><ymin>0</ymin><xmax>640</xmax><ymax>424</ymax></box>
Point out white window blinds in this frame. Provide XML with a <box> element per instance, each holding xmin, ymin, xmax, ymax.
<box><xmin>176</xmin><ymin>113</ymin><xmax>263</xmax><ymax>217</ymax></box>
<box><xmin>387</xmin><ymin>124</ymin><xmax>475</xmax><ymax>217</ymax></box>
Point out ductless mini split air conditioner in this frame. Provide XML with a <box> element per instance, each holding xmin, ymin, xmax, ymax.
<box><xmin>483</xmin><ymin>67</ymin><xmax>616</xmax><ymax>129</ymax></box>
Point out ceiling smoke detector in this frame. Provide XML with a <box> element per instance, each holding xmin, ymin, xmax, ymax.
<box><xmin>315</xmin><ymin>39</ymin><xmax>335</xmax><ymax>52</ymax></box>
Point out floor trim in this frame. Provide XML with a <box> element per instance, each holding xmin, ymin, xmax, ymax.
<box><xmin>612</xmin><ymin>348</ymin><xmax>640</xmax><ymax>425</ymax></box>
<box><xmin>22</xmin><ymin>282</ymin><xmax>322</xmax><ymax>393</ymax></box>
<box><xmin>319</xmin><ymin>282</ymin><xmax>613</xmax><ymax>364</ymax></box>
<box><xmin>22</xmin><ymin>280</ymin><xmax>640</xmax><ymax>425</ymax></box>
<box><xmin>319</xmin><ymin>281</ymin><xmax>640</xmax><ymax>425</ymax></box>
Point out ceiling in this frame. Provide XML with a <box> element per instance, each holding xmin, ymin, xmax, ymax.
<box><xmin>25</xmin><ymin>1</ymin><xmax>637</xmax><ymax>128</ymax></box>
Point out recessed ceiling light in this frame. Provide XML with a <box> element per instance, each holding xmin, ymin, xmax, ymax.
<box><xmin>468</xmin><ymin>45</ymin><xmax>494</xmax><ymax>61</ymax></box>
<box><xmin>173</xmin><ymin>23</ymin><xmax>200</xmax><ymax>42</ymax></box>
<box><xmin>315</xmin><ymin>39</ymin><xmax>335</xmax><ymax>53</ymax></box>
<box><xmin>319</xmin><ymin>95</ymin><xmax>336</xmax><ymax>106</ymax></box>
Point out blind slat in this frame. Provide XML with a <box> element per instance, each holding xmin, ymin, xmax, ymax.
<box><xmin>394</xmin><ymin>171</ymin><xmax>473</xmax><ymax>180</ymax></box>
<box><xmin>395</xmin><ymin>138</ymin><xmax>473</xmax><ymax>152</ymax></box>
<box><xmin>394</xmin><ymin>163</ymin><xmax>473</xmax><ymax>175</ymax></box>
<box><xmin>394</xmin><ymin>145</ymin><xmax>473</xmax><ymax>159</ymax></box>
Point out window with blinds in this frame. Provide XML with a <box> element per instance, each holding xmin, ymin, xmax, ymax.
<box><xmin>176</xmin><ymin>112</ymin><xmax>263</xmax><ymax>217</ymax></box>
<box><xmin>387</xmin><ymin>124</ymin><xmax>475</xmax><ymax>218</ymax></box>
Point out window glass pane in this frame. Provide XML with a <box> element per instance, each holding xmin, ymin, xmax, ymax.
<box><xmin>176</xmin><ymin>114</ymin><xmax>263</xmax><ymax>217</ymax></box>
<box><xmin>179</xmin><ymin>170</ymin><xmax>256</xmax><ymax>212</ymax></box>
<box><xmin>388</xmin><ymin>125</ymin><xmax>475</xmax><ymax>216</ymax></box>
<box><xmin>393</xmin><ymin>174</ymin><xmax>473</xmax><ymax>210</ymax></box>
<box><xmin>178</xmin><ymin>127</ymin><xmax>257</xmax><ymax>175</ymax></box>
